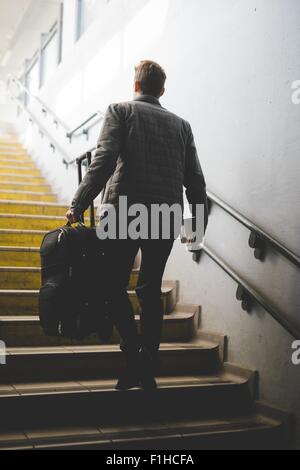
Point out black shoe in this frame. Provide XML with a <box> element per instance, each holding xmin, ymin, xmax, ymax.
<box><xmin>115</xmin><ymin>351</ymin><xmax>141</xmax><ymax>391</ymax></box>
<box><xmin>139</xmin><ymin>349</ymin><xmax>158</xmax><ymax>392</ymax></box>
<box><xmin>115</xmin><ymin>372</ymin><xmax>140</xmax><ymax>391</ymax></box>
<box><xmin>140</xmin><ymin>373</ymin><xmax>157</xmax><ymax>391</ymax></box>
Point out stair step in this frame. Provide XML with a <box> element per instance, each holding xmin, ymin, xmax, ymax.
<box><xmin>0</xmin><ymin>174</ymin><xmax>46</xmax><ymax>184</ymax></box>
<box><xmin>0</xmin><ymin>214</ymin><xmax>66</xmax><ymax>230</ymax></box>
<box><xmin>0</xmin><ymin>139</ymin><xmax>21</xmax><ymax>144</ymax></box>
<box><xmin>0</xmin><ymin>182</ymin><xmax>51</xmax><ymax>192</ymax></box>
<box><xmin>0</xmin><ymin>266</ymin><xmax>139</xmax><ymax>290</ymax></box>
<box><xmin>0</xmin><ymin>144</ymin><xmax>23</xmax><ymax>150</ymax></box>
<box><xmin>0</xmin><ymin>159</ymin><xmax>35</xmax><ymax>168</ymax></box>
<box><xmin>0</xmin><ymin>413</ymin><xmax>285</xmax><ymax>450</ymax></box>
<box><xmin>0</xmin><ymin>266</ymin><xmax>51</xmax><ymax>289</ymax></box>
<box><xmin>0</xmin><ymin>247</ymin><xmax>40</xmax><ymax>266</ymax></box>
<box><xmin>0</xmin><ymin>149</ymin><xmax>24</xmax><ymax>155</ymax></box>
<box><xmin>0</xmin><ymin>166</ymin><xmax>41</xmax><ymax>176</ymax></box>
<box><xmin>0</xmin><ymin>370</ymin><xmax>255</xmax><ymax>430</ymax></box>
<box><xmin>0</xmin><ymin>229</ymin><xmax>47</xmax><ymax>247</ymax></box>
<box><xmin>0</xmin><ymin>336</ymin><xmax>224</xmax><ymax>384</ymax></box>
<box><xmin>0</xmin><ymin>191</ymin><xmax>56</xmax><ymax>202</ymax></box>
<box><xmin>0</xmin><ymin>143</ymin><xmax>23</xmax><ymax>150</ymax></box>
<box><xmin>0</xmin><ymin>181</ymin><xmax>51</xmax><ymax>193</ymax></box>
<box><xmin>0</xmin><ymin>151</ymin><xmax>25</xmax><ymax>158</ymax></box>
<box><xmin>0</xmin><ymin>282</ymin><xmax>177</xmax><ymax>316</ymax></box>
<box><xmin>0</xmin><ymin>305</ymin><xmax>199</xmax><ymax>347</ymax></box>
<box><xmin>0</xmin><ymin>200</ymin><xmax>68</xmax><ymax>216</ymax></box>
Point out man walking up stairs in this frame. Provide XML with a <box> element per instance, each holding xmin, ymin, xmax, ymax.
<box><xmin>0</xmin><ymin>136</ymin><xmax>292</xmax><ymax>450</ymax></box>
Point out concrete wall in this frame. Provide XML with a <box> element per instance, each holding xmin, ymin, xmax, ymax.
<box><xmin>11</xmin><ymin>0</ymin><xmax>300</xmax><ymax>446</ymax></box>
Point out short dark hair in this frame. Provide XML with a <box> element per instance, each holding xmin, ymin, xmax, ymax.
<box><xmin>134</xmin><ymin>60</ymin><xmax>166</xmax><ymax>98</ymax></box>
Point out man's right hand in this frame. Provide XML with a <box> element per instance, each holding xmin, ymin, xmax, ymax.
<box><xmin>66</xmin><ymin>209</ymin><xmax>80</xmax><ymax>225</ymax></box>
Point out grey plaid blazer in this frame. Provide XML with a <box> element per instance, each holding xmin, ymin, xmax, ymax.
<box><xmin>71</xmin><ymin>94</ymin><xmax>208</xmax><ymax>224</ymax></box>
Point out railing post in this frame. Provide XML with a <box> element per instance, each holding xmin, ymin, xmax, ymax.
<box><xmin>76</xmin><ymin>157</ymin><xmax>84</xmax><ymax>224</ymax></box>
<box><xmin>86</xmin><ymin>151</ymin><xmax>95</xmax><ymax>227</ymax></box>
<box><xmin>23</xmin><ymin>59</ymin><xmax>31</xmax><ymax>107</ymax></box>
<box><xmin>39</xmin><ymin>33</ymin><xmax>47</xmax><ymax>89</ymax></box>
<box><xmin>76</xmin><ymin>158</ymin><xmax>82</xmax><ymax>184</ymax></box>
<box><xmin>83</xmin><ymin>128</ymin><xmax>89</xmax><ymax>140</ymax></box>
<box><xmin>207</xmin><ymin>198</ymin><xmax>212</xmax><ymax>215</ymax></box>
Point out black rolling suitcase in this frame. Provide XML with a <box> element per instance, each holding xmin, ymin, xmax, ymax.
<box><xmin>39</xmin><ymin>152</ymin><xmax>113</xmax><ymax>341</ymax></box>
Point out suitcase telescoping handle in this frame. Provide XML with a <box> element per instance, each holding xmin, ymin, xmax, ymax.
<box><xmin>76</xmin><ymin>151</ymin><xmax>95</xmax><ymax>227</ymax></box>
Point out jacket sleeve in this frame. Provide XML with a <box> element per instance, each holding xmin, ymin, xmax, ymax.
<box><xmin>183</xmin><ymin>123</ymin><xmax>209</xmax><ymax>232</ymax></box>
<box><xmin>70</xmin><ymin>103</ymin><xmax>124</xmax><ymax>215</ymax></box>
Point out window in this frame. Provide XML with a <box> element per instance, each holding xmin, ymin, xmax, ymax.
<box><xmin>26</xmin><ymin>59</ymin><xmax>39</xmax><ymax>106</ymax></box>
<box><xmin>18</xmin><ymin>9</ymin><xmax>63</xmax><ymax>106</ymax></box>
<box><xmin>41</xmin><ymin>29</ymin><xmax>59</xmax><ymax>86</ymax></box>
<box><xmin>77</xmin><ymin>0</ymin><xmax>109</xmax><ymax>39</ymax></box>
<box><xmin>27</xmin><ymin>61</ymin><xmax>39</xmax><ymax>95</ymax></box>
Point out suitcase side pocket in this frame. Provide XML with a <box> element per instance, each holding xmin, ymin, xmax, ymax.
<box><xmin>39</xmin><ymin>284</ymin><xmax>65</xmax><ymax>336</ymax></box>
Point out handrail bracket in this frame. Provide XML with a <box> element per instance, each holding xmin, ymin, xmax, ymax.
<box><xmin>236</xmin><ymin>285</ymin><xmax>252</xmax><ymax>312</ymax></box>
<box><xmin>248</xmin><ymin>232</ymin><xmax>266</xmax><ymax>261</ymax></box>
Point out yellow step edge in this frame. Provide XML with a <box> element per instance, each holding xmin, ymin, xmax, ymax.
<box><xmin>0</xmin><ymin>268</ymin><xmax>41</xmax><ymax>290</ymax></box>
<box><xmin>0</xmin><ymin>140</ymin><xmax>22</xmax><ymax>145</ymax></box>
<box><xmin>0</xmin><ymin>147</ymin><xmax>24</xmax><ymax>152</ymax></box>
<box><xmin>0</xmin><ymin>191</ymin><xmax>57</xmax><ymax>202</ymax></box>
<box><xmin>0</xmin><ymin>247</ymin><xmax>40</xmax><ymax>267</ymax></box>
<box><xmin>0</xmin><ymin>246</ymin><xmax>40</xmax><ymax>251</ymax></box>
<box><xmin>0</xmin><ymin>167</ymin><xmax>36</xmax><ymax>175</ymax></box>
<box><xmin>0</xmin><ymin>286</ymin><xmax>172</xmax><ymax>316</ymax></box>
<box><xmin>0</xmin><ymin>175</ymin><xmax>46</xmax><ymax>184</ymax></box>
<box><xmin>0</xmin><ymin>167</ymin><xmax>41</xmax><ymax>176</ymax></box>
<box><xmin>0</xmin><ymin>201</ymin><xmax>69</xmax><ymax>216</ymax></box>
<box><xmin>0</xmin><ymin>183</ymin><xmax>51</xmax><ymax>192</ymax></box>
<box><xmin>0</xmin><ymin>156</ymin><xmax>31</xmax><ymax>162</ymax></box>
<box><xmin>0</xmin><ymin>214</ymin><xmax>66</xmax><ymax>230</ymax></box>
<box><xmin>0</xmin><ymin>148</ymin><xmax>28</xmax><ymax>152</ymax></box>
<box><xmin>0</xmin><ymin>156</ymin><xmax>32</xmax><ymax>163</ymax></box>
<box><xmin>0</xmin><ymin>267</ymin><xmax>139</xmax><ymax>290</ymax></box>
<box><xmin>0</xmin><ymin>163</ymin><xmax>34</xmax><ymax>168</ymax></box>
<box><xmin>0</xmin><ymin>158</ymin><xmax>31</xmax><ymax>163</ymax></box>
<box><xmin>0</xmin><ymin>229</ymin><xmax>47</xmax><ymax>247</ymax></box>
<box><xmin>0</xmin><ymin>151</ymin><xmax>28</xmax><ymax>155</ymax></box>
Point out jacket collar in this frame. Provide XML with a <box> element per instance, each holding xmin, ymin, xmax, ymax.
<box><xmin>133</xmin><ymin>94</ymin><xmax>162</xmax><ymax>107</ymax></box>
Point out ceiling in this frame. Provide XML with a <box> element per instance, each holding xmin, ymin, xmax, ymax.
<box><xmin>0</xmin><ymin>0</ymin><xmax>61</xmax><ymax>79</ymax></box>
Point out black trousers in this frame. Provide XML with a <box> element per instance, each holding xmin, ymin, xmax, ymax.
<box><xmin>103</xmin><ymin>237</ymin><xmax>174</xmax><ymax>358</ymax></box>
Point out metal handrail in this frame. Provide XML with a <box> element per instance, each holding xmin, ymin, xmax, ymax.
<box><xmin>76</xmin><ymin>151</ymin><xmax>95</xmax><ymax>227</ymax></box>
<box><xmin>66</xmin><ymin>111</ymin><xmax>105</xmax><ymax>141</ymax></box>
<box><xmin>9</xmin><ymin>74</ymin><xmax>105</xmax><ymax>142</ymax></box>
<box><xmin>65</xmin><ymin>145</ymin><xmax>97</xmax><ymax>168</ymax></box>
<box><xmin>208</xmin><ymin>191</ymin><xmax>300</xmax><ymax>269</ymax></box>
<box><xmin>198</xmin><ymin>244</ymin><xmax>300</xmax><ymax>339</ymax></box>
<box><xmin>8</xmin><ymin>74</ymin><xmax>70</xmax><ymax>133</ymax></box>
<box><xmin>12</xmin><ymin>95</ymin><xmax>71</xmax><ymax>165</ymax></box>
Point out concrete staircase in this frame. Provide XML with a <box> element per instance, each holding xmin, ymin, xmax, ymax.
<box><xmin>0</xmin><ymin>137</ymin><xmax>292</xmax><ymax>450</ymax></box>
